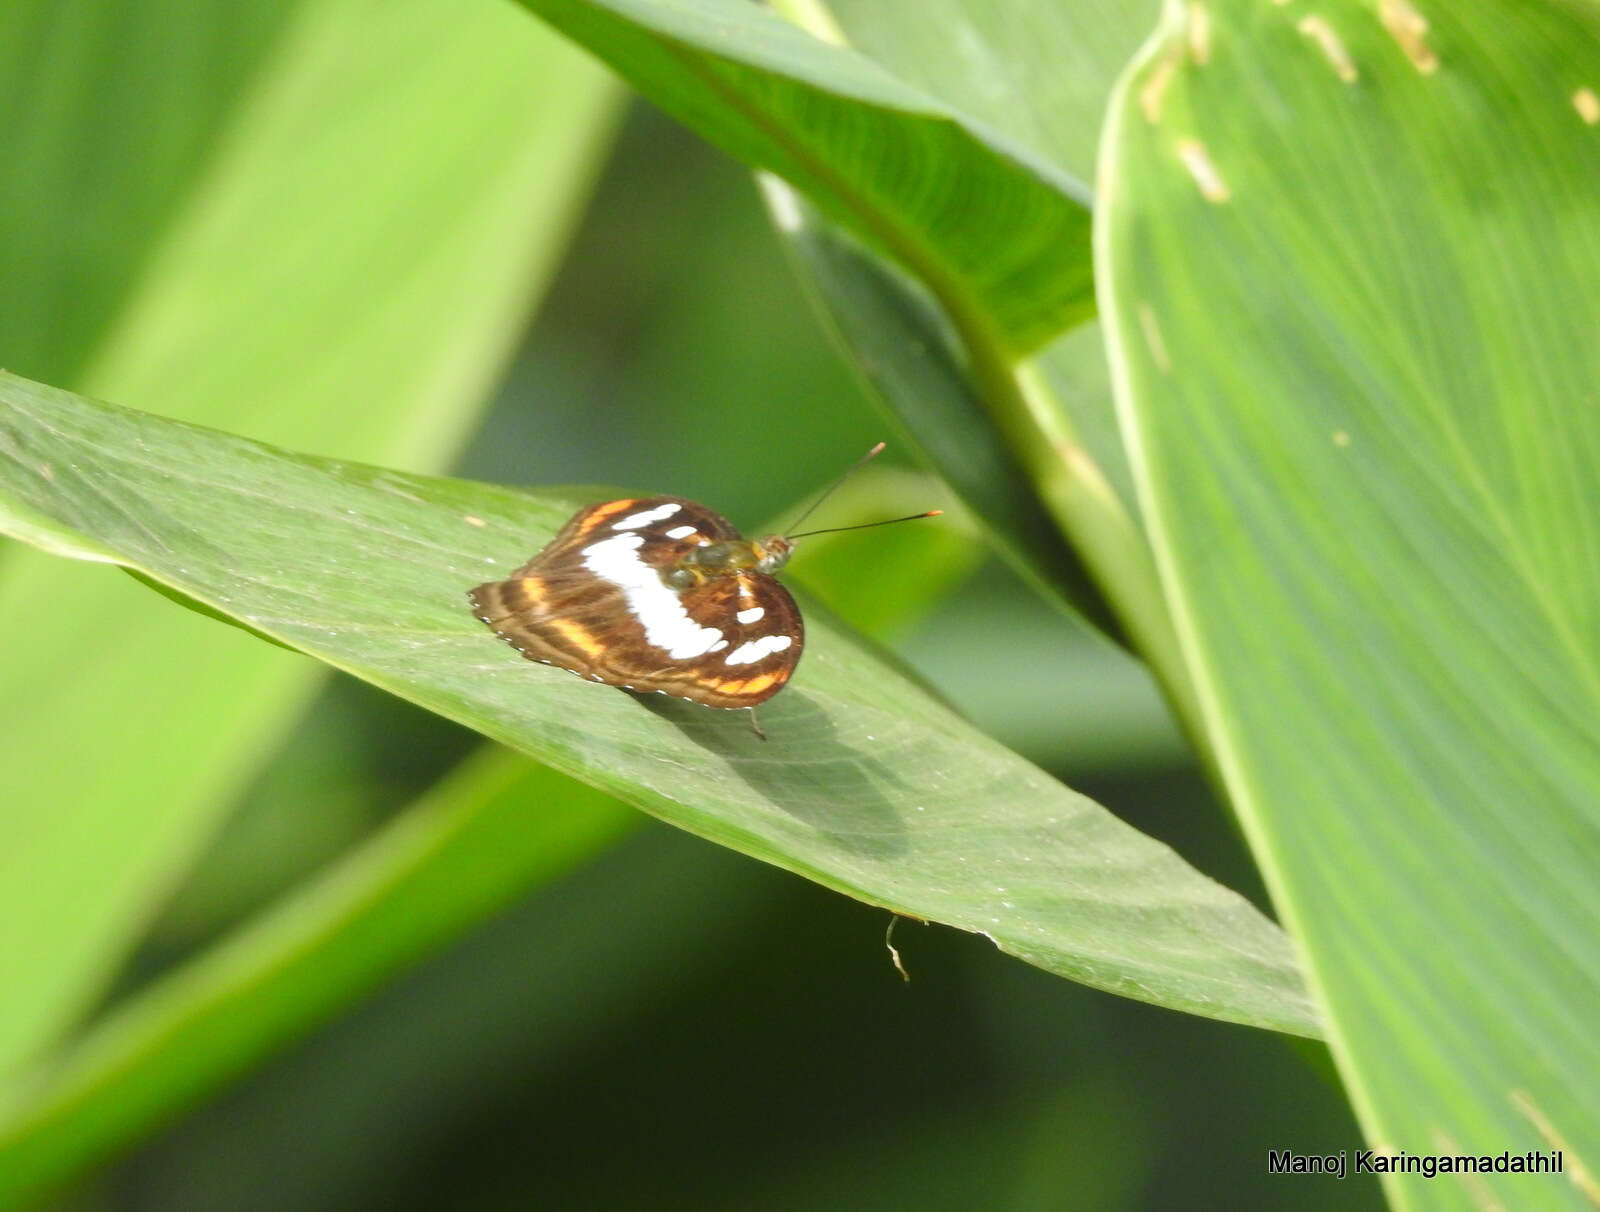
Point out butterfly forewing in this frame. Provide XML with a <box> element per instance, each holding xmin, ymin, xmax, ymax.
<box><xmin>470</xmin><ymin>496</ymin><xmax>802</xmax><ymax>707</ymax></box>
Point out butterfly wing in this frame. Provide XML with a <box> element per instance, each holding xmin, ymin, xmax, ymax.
<box><xmin>635</xmin><ymin>571</ymin><xmax>803</xmax><ymax>707</ymax></box>
<box><xmin>471</xmin><ymin>497</ymin><xmax>802</xmax><ymax>705</ymax></box>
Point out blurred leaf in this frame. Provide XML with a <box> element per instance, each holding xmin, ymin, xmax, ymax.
<box><xmin>142</xmin><ymin>681</ymin><xmax>470</xmax><ymax>947</ymax></box>
<box><xmin>0</xmin><ymin>0</ymin><xmax>290</xmax><ymax>386</ymax></box>
<box><xmin>0</xmin><ymin>0</ymin><xmax>618</xmax><ymax>1078</ymax></box>
<box><xmin>818</xmin><ymin>0</ymin><xmax>1158</xmax><ymax>190</ymax></box>
<box><xmin>900</xmin><ymin>564</ymin><xmax>1187</xmax><ymax>775</ymax></box>
<box><xmin>763</xmin><ymin>177</ymin><xmax>1118</xmax><ymax>636</ymax></box>
<box><xmin>771</xmin><ymin>0</ymin><xmax>1157</xmax><ymax>542</ymax></box>
<box><xmin>0</xmin><ymin>746</ymin><xmax>636</xmax><ymax>1205</ymax></box>
<box><xmin>743</xmin><ymin>8</ymin><xmax>1209</xmax><ymax>752</ymax></box>
<box><xmin>466</xmin><ymin>105</ymin><xmax>893</xmax><ymax>520</ymax></box>
<box><xmin>88</xmin><ymin>824</ymin><xmax>789</xmax><ymax>1210</ymax></box>
<box><xmin>1101</xmin><ymin>2</ymin><xmax>1600</xmax><ymax>1205</ymax></box>
<box><xmin>773</xmin><ymin>464</ymin><xmax>982</xmax><ymax>641</ymax></box>
<box><xmin>514</xmin><ymin>0</ymin><xmax>1093</xmax><ymax>353</ymax></box>
<box><xmin>0</xmin><ymin>375</ymin><xmax>1319</xmax><ymax>1041</ymax></box>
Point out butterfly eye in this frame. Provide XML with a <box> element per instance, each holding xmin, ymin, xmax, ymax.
<box><xmin>664</xmin><ymin>568</ymin><xmax>696</xmax><ymax>590</ymax></box>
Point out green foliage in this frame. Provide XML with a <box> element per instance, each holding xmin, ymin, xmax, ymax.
<box><xmin>2</xmin><ymin>0</ymin><xmax>1594</xmax><ymax>1208</ymax></box>
<box><xmin>0</xmin><ymin>374</ymin><xmax>1313</xmax><ymax>1044</ymax></box>
<box><xmin>0</xmin><ymin>749</ymin><xmax>635</xmax><ymax>1203</ymax></box>
<box><xmin>514</xmin><ymin>0</ymin><xmax>1096</xmax><ymax>352</ymax></box>
<box><xmin>0</xmin><ymin>0</ymin><xmax>618</xmax><ymax>1087</ymax></box>
<box><xmin>1099</xmin><ymin>4</ymin><xmax>1600</xmax><ymax>1207</ymax></box>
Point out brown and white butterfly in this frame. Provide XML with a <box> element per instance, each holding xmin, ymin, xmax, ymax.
<box><xmin>468</xmin><ymin>445</ymin><xmax>938</xmax><ymax>735</ymax></box>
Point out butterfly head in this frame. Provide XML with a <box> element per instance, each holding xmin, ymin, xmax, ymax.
<box><xmin>753</xmin><ymin>534</ymin><xmax>794</xmax><ymax>574</ymax></box>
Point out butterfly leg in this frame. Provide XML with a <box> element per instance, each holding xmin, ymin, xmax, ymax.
<box><xmin>747</xmin><ymin>706</ymin><xmax>766</xmax><ymax>741</ymax></box>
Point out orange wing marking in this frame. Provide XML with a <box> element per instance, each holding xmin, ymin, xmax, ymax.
<box><xmin>714</xmin><ymin>672</ymin><xmax>781</xmax><ymax>697</ymax></box>
<box><xmin>742</xmin><ymin>673</ymin><xmax>780</xmax><ymax>696</ymax></box>
<box><xmin>577</xmin><ymin>499</ymin><xmax>638</xmax><ymax>535</ymax></box>
<box><xmin>550</xmin><ymin>618</ymin><xmax>605</xmax><ymax>658</ymax></box>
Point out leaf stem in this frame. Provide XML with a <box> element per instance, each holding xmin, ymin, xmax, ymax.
<box><xmin>967</xmin><ymin>329</ymin><xmax>1211</xmax><ymax>773</ymax></box>
<box><xmin>765</xmin><ymin>0</ymin><xmax>1212</xmax><ymax>771</ymax></box>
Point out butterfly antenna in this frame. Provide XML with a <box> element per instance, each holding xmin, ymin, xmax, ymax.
<box><xmin>786</xmin><ymin>510</ymin><xmax>942</xmax><ymax>540</ymax></box>
<box><xmin>782</xmin><ymin>442</ymin><xmax>887</xmax><ymax>536</ymax></box>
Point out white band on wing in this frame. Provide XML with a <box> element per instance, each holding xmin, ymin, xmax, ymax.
<box><xmin>724</xmin><ymin>634</ymin><xmax>792</xmax><ymax>666</ymax></box>
<box><xmin>611</xmin><ymin>502</ymin><xmax>682</xmax><ymax>530</ymax></box>
<box><xmin>581</xmin><ymin>532</ymin><xmax>724</xmax><ymax>659</ymax></box>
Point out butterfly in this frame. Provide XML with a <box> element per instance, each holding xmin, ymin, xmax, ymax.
<box><xmin>468</xmin><ymin>443</ymin><xmax>938</xmax><ymax>735</ymax></box>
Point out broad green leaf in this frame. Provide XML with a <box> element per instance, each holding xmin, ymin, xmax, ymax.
<box><xmin>0</xmin><ymin>466</ymin><xmax>967</xmax><ymax>1200</ymax></box>
<box><xmin>0</xmin><ymin>373</ymin><xmax>1319</xmax><ymax>1039</ymax></box>
<box><xmin>0</xmin><ymin>747</ymin><xmax>637</xmax><ymax>1205</ymax></box>
<box><xmin>781</xmin><ymin>0</ymin><xmax>1156</xmax><ymax>518</ymax></box>
<box><xmin>819</xmin><ymin>0</ymin><xmax>1158</xmax><ymax>188</ymax></box>
<box><xmin>514</xmin><ymin>0</ymin><xmax>1093</xmax><ymax>352</ymax></box>
<box><xmin>0</xmin><ymin>0</ymin><xmax>294</xmax><ymax>387</ymax></box>
<box><xmin>1101</xmin><ymin>2</ymin><xmax>1600</xmax><ymax>1206</ymax></box>
<box><xmin>0</xmin><ymin>0</ymin><xmax>617</xmax><ymax>1077</ymax></box>
<box><xmin>761</xmin><ymin>175</ymin><xmax>1206</xmax><ymax>756</ymax></box>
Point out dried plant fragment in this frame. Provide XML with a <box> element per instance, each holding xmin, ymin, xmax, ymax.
<box><xmin>1177</xmin><ymin>138</ymin><xmax>1231</xmax><ymax>203</ymax></box>
<box><xmin>1573</xmin><ymin>87</ymin><xmax>1600</xmax><ymax>125</ymax></box>
<box><xmin>1379</xmin><ymin>0</ymin><xmax>1438</xmax><ymax>74</ymax></box>
<box><xmin>1140</xmin><ymin>46</ymin><xmax>1183</xmax><ymax>123</ymax></box>
<box><xmin>1187</xmin><ymin>2</ymin><xmax>1212</xmax><ymax>65</ymax></box>
<box><xmin>1298</xmin><ymin>15</ymin><xmax>1359</xmax><ymax>83</ymax></box>
<box><xmin>1139</xmin><ymin>303</ymin><xmax>1173</xmax><ymax>374</ymax></box>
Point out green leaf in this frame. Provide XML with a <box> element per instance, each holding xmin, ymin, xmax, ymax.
<box><xmin>0</xmin><ymin>372</ymin><xmax>1319</xmax><ymax>1039</ymax></box>
<box><xmin>0</xmin><ymin>0</ymin><xmax>291</xmax><ymax>386</ymax></box>
<box><xmin>769</xmin><ymin>463</ymin><xmax>983</xmax><ymax>641</ymax></box>
<box><xmin>816</xmin><ymin>0</ymin><xmax>1159</xmax><ymax>189</ymax></box>
<box><xmin>782</xmin><ymin>0</ymin><xmax>1156</xmax><ymax>518</ymax></box>
<box><xmin>747</xmin><ymin>8</ymin><xmax>1207</xmax><ymax>747</ymax></box>
<box><xmin>0</xmin><ymin>747</ymin><xmax>637</xmax><ymax>1205</ymax></box>
<box><xmin>514</xmin><ymin>0</ymin><xmax>1093</xmax><ymax>352</ymax></box>
<box><xmin>0</xmin><ymin>0</ymin><xmax>617</xmax><ymax>1078</ymax></box>
<box><xmin>761</xmin><ymin>177</ymin><xmax>1120</xmax><ymax>636</ymax></box>
<box><xmin>1101</xmin><ymin>1</ymin><xmax>1600</xmax><ymax>1204</ymax></box>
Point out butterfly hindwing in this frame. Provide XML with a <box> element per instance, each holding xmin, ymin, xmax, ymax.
<box><xmin>468</xmin><ymin>565</ymin><xmax>622</xmax><ymax>680</ymax></box>
<box><xmin>640</xmin><ymin>571</ymin><xmax>803</xmax><ymax>707</ymax></box>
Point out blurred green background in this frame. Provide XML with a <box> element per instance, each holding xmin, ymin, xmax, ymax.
<box><xmin>15</xmin><ymin>103</ymin><xmax>1375</xmax><ymax>1209</ymax></box>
